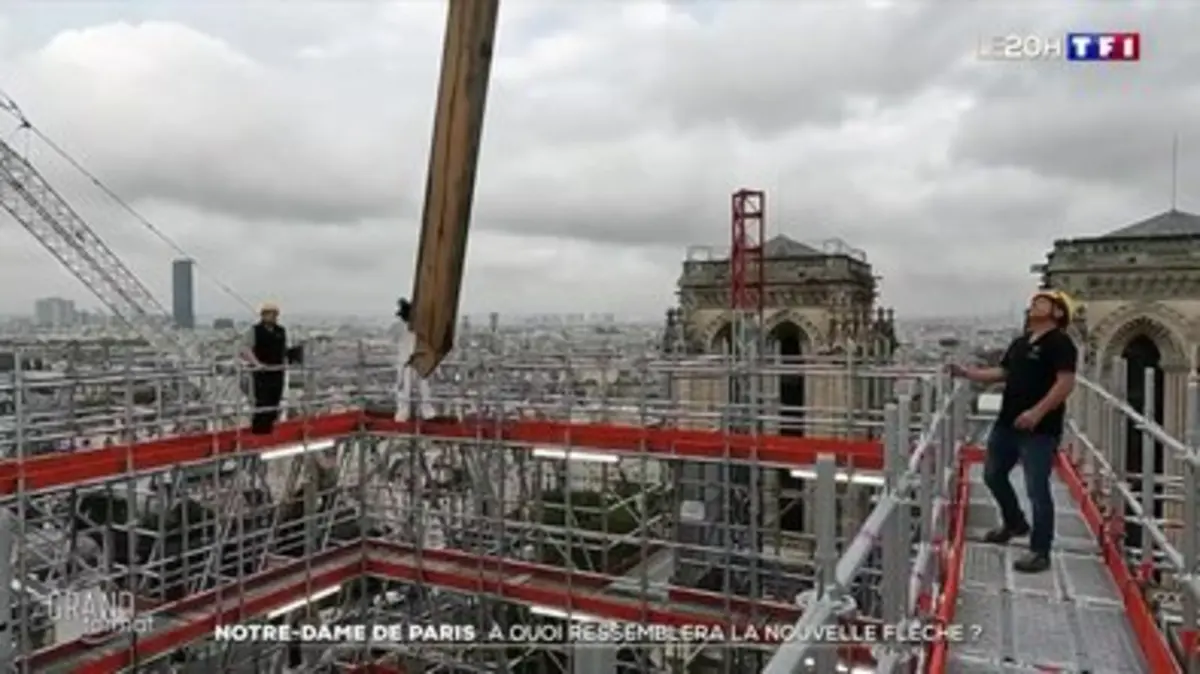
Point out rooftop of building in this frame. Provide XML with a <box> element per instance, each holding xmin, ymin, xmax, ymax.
<box><xmin>1082</xmin><ymin>208</ymin><xmax>1200</xmax><ymax>241</ymax></box>
<box><xmin>762</xmin><ymin>235</ymin><xmax>821</xmax><ymax>257</ymax></box>
<box><xmin>684</xmin><ymin>234</ymin><xmax>870</xmax><ymax>266</ymax></box>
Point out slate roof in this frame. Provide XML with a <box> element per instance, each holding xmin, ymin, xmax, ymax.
<box><xmin>762</xmin><ymin>235</ymin><xmax>822</xmax><ymax>258</ymax></box>
<box><xmin>1099</xmin><ymin>209</ymin><xmax>1200</xmax><ymax>239</ymax></box>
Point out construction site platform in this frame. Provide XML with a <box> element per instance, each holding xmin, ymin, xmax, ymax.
<box><xmin>1</xmin><ymin>356</ymin><xmax>1194</xmax><ymax>674</ymax></box>
<box><xmin>944</xmin><ymin>461</ymin><xmax>1146</xmax><ymax>673</ymax></box>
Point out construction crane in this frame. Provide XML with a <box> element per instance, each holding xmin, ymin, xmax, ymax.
<box><xmin>0</xmin><ymin>149</ymin><xmax>245</xmax><ymax>427</ymax></box>
<box><xmin>0</xmin><ymin>98</ymin><xmax>356</xmax><ymax>643</ymax></box>
<box><xmin>0</xmin><ymin>114</ymin><xmax>247</xmax><ymax>431</ymax></box>
<box><xmin>1</xmin><ymin>0</ymin><xmax>498</xmax><ymax>401</ymax></box>
<box><xmin>408</xmin><ymin>0</ymin><xmax>500</xmax><ymax>378</ymax></box>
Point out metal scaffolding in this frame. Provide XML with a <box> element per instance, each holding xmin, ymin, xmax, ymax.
<box><xmin>0</xmin><ymin>337</ymin><xmax>1194</xmax><ymax>673</ymax></box>
<box><xmin>0</xmin><ymin>336</ymin><xmax>925</xmax><ymax>672</ymax></box>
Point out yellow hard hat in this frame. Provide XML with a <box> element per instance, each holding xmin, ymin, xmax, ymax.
<box><xmin>1031</xmin><ymin>289</ymin><xmax>1075</xmax><ymax>325</ymax></box>
<box><xmin>259</xmin><ymin>301</ymin><xmax>280</xmax><ymax>314</ymax></box>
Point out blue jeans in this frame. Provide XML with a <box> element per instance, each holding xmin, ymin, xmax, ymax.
<box><xmin>984</xmin><ymin>425</ymin><xmax>1058</xmax><ymax>554</ymax></box>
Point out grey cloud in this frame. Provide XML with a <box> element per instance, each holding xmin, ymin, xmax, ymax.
<box><xmin>638</xmin><ymin>3</ymin><xmax>978</xmax><ymax>136</ymax></box>
<box><xmin>915</xmin><ymin>171</ymin><xmax>1076</xmax><ymax>240</ymax></box>
<box><xmin>949</xmin><ymin>3</ymin><xmax>1200</xmax><ymax>196</ymax></box>
<box><xmin>951</xmin><ymin>87</ymin><xmax>1200</xmax><ymax>193</ymax></box>
<box><xmin>894</xmin><ymin>268</ymin><xmax>1034</xmax><ymax>317</ymax></box>
<box><xmin>476</xmin><ymin>127</ymin><xmax>736</xmax><ymax>248</ymax></box>
<box><xmin>6</xmin><ymin>20</ymin><xmax>424</xmax><ymax>226</ymax></box>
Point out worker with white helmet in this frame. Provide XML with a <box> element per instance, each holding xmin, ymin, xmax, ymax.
<box><xmin>240</xmin><ymin>301</ymin><xmax>302</xmax><ymax>434</ymax></box>
<box><xmin>395</xmin><ymin>297</ymin><xmax>436</xmax><ymax>421</ymax></box>
<box><xmin>949</xmin><ymin>289</ymin><xmax>1079</xmax><ymax>574</ymax></box>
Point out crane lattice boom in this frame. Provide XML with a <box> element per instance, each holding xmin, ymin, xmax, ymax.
<box><xmin>0</xmin><ymin>138</ymin><xmax>244</xmax><ymax>424</ymax></box>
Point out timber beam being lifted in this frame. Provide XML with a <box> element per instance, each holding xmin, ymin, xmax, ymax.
<box><xmin>408</xmin><ymin>0</ymin><xmax>501</xmax><ymax>377</ymax></box>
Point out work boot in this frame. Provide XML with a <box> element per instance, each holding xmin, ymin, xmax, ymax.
<box><xmin>1013</xmin><ymin>551</ymin><xmax>1051</xmax><ymax>573</ymax></box>
<box><xmin>983</xmin><ymin>522</ymin><xmax>1030</xmax><ymax>544</ymax></box>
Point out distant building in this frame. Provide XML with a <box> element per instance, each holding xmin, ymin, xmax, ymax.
<box><xmin>33</xmin><ymin>297</ymin><xmax>76</xmax><ymax>328</ymax></box>
<box><xmin>212</xmin><ymin>317</ymin><xmax>235</xmax><ymax>330</ymax></box>
<box><xmin>172</xmin><ymin>259</ymin><xmax>195</xmax><ymax>330</ymax></box>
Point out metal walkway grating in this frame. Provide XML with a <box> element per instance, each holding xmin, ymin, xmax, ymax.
<box><xmin>946</xmin><ymin>463</ymin><xmax>1147</xmax><ymax>673</ymax></box>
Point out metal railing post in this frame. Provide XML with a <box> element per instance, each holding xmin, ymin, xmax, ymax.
<box><xmin>1141</xmin><ymin>366</ymin><xmax>1157</xmax><ymax>570</ymax></box>
<box><xmin>882</xmin><ymin>402</ymin><xmax>905</xmax><ymax>626</ymax></box>
<box><xmin>919</xmin><ymin>382</ymin><xmax>935</xmax><ymax>548</ymax></box>
<box><xmin>935</xmin><ymin>372</ymin><xmax>952</xmax><ymax>499</ymax></box>
<box><xmin>951</xmin><ymin>383</ymin><xmax>967</xmax><ymax>453</ymax></box>
<box><xmin>0</xmin><ymin>506</ymin><xmax>11</xmax><ymax>667</ymax></box>
<box><xmin>894</xmin><ymin>392</ymin><xmax>913</xmax><ymax>612</ymax></box>
<box><xmin>1185</xmin><ymin>376</ymin><xmax>1199</xmax><ymax>672</ymax></box>
<box><xmin>1110</xmin><ymin>359</ymin><xmax>1129</xmax><ymax>532</ymax></box>
<box><xmin>13</xmin><ymin>349</ymin><xmax>30</xmax><ymax>664</ymax></box>
<box><xmin>1079</xmin><ymin>360</ymin><xmax>1096</xmax><ymax>470</ymax></box>
<box><xmin>813</xmin><ymin>454</ymin><xmax>838</xmax><ymax>673</ymax></box>
<box><xmin>1093</xmin><ymin>360</ymin><xmax>1111</xmax><ymax>505</ymax></box>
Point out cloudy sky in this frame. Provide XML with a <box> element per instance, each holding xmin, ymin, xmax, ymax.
<box><xmin>0</xmin><ymin>1</ymin><xmax>1196</xmax><ymax>321</ymax></box>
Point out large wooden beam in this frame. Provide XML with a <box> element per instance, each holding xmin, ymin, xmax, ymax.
<box><xmin>409</xmin><ymin>0</ymin><xmax>500</xmax><ymax>377</ymax></box>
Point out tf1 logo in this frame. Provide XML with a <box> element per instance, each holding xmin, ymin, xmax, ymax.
<box><xmin>1066</xmin><ymin>33</ymin><xmax>1140</xmax><ymax>61</ymax></box>
<box><xmin>978</xmin><ymin>32</ymin><xmax>1140</xmax><ymax>62</ymax></box>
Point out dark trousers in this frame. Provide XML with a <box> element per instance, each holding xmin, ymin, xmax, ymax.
<box><xmin>251</xmin><ymin>371</ymin><xmax>285</xmax><ymax>434</ymax></box>
<box><xmin>984</xmin><ymin>425</ymin><xmax>1059</xmax><ymax>554</ymax></box>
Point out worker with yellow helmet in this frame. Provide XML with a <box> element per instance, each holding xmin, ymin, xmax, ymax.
<box><xmin>1028</xmin><ymin>289</ymin><xmax>1075</xmax><ymax>328</ymax></box>
<box><xmin>240</xmin><ymin>301</ymin><xmax>303</xmax><ymax>434</ymax></box>
<box><xmin>949</xmin><ymin>288</ymin><xmax>1079</xmax><ymax>574</ymax></box>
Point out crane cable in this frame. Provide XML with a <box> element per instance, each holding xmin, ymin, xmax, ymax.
<box><xmin>0</xmin><ymin>87</ymin><xmax>254</xmax><ymax>312</ymax></box>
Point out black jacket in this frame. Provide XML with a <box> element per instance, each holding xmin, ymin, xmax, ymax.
<box><xmin>249</xmin><ymin>323</ymin><xmax>304</xmax><ymax>367</ymax></box>
<box><xmin>253</xmin><ymin>323</ymin><xmax>287</xmax><ymax>366</ymax></box>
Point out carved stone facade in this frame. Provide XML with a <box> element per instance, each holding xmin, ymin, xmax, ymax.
<box><xmin>675</xmin><ymin>235</ymin><xmax>896</xmax><ymax>357</ymax></box>
<box><xmin>1038</xmin><ymin>209</ymin><xmax>1200</xmax><ymax>482</ymax></box>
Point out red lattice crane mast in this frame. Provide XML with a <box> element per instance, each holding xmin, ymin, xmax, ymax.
<box><xmin>730</xmin><ymin>189</ymin><xmax>765</xmax><ymax>331</ymax></box>
<box><xmin>730</xmin><ymin>189</ymin><xmax>765</xmax><ymax>314</ymax></box>
<box><xmin>726</xmin><ymin>189</ymin><xmax>765</xmax><ymax>431</ymax></box>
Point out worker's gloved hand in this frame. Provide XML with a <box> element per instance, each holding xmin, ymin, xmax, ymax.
<box><xmin>396</xmin><ymin>297</ymin><xmax>412</xmax><ymax>323</ymax></box>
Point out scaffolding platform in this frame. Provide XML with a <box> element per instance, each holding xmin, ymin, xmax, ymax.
<box><xmin>0</xmin><ymin>343</ymin><xmax>1195</xmax><ymax>673</ymax></box>
<box><xmin>28</xmin><ymin>510</ymin><xmax>818</xmax><ymax>670</ymax></box>
<box><xmin>13</xmin><ymin>412</ymin><xmax>874</xmax><ymax>672</ymax></box>
<box><xmin>944</xmin><ymin>463</ymin><xmax>1145</xmax><ymax>673</ymax></box>
<box><xmin>0</xmin><ymin>414</ymin><xmax>886</xmax><ymax>496</ymax></box>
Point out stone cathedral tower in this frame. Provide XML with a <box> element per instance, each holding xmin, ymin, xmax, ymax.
<box><xmin>667</xmin><ymin>234</ymin><xmax>897</xmax><ymax>555</ymax></box>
